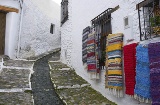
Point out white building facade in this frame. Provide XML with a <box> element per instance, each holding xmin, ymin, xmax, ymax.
<box><xmin>60</xmin><ymin>0</ymin><xmax>153</xmax><ymax>105</ymax></box>
<box><xmin>0</xmin><ymin>0</ymin><xmax>61</xmax><ymax>59</ymax></box>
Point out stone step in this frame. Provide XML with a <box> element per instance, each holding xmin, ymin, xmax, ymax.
<box><xmin>0</xmin><ymin>92</ymin><xmax>33</xmax><ymax>105</ymax></box>
<box><xmin>49</xmin><ymin>61</ymin><xmax>117</xmax><ymax>105</ymax></box>
<box><xmin>3</xmin><ymin>60</ymin><xmax>34</xmax><ymax>68</ymax></box>
<box><xmin>0</xmin><ymin>55</ymin><xmax>10</xmax><ymax>62</ymax></box>
<box><xmin>56</xmin><ymin>86</ymin><xmax>116</xmax><ymax>105</ymax></box>
<box><xmin>0</xmin><ymin>68</ymin><xmax>30</xmax><ymax>89</ymax></box>
<box><xmin>49</xmin><ymin>62</ymin><xmax>69</xmax><ymax>69</ymax></box>
<box><xmin>48</xmin><ymin>56</ymin><xmax>60</xmax><ymax>62</ymax></box>
<box><xmin>50</xmin><ymin>69</ymin><xmax>89</xmax><ymax>89</ymax></box>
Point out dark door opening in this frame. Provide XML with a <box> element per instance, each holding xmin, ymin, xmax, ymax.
<box><xmin>0</xmin><ymin>12</ymin><xmax>6</xmax><ymax>55</ymax></box>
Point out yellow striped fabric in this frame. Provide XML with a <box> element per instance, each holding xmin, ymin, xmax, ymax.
<box><xmin>107</xmin><ymin>33</ymin><xmax>123</xmax><ymax>39</ymax></box>
<box><xmin>107</xmin><ymin>58</ymin><xmax>122</xmax><ymax>65</ymax></box>
<box><xmin>106</xmin><ymin>43</ymin><xmax>123</xmax><ymax>52</ymax></box>
<box><xmin>108</xmin><ymin>70</ymin><xmax>122</xmax><ymax>75</ymax></box>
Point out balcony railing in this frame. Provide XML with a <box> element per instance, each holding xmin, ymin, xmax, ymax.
<box><xmin>137</xmin><ymin>0</ymin><xmax>160</xmax><ymax>41</ymax></box>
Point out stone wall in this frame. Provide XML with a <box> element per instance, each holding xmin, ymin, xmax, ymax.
<box><xmin>60</xmin><ymin>0</ymin><xmax>149</xmax><ymax>105</ymax></box>
<box><xmin>19</xmin><ymin>0</ymin><xmax>60</xmax><ymax>58</ymax></box>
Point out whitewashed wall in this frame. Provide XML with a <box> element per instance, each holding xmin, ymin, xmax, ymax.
<box><xmin>0</xmin><ymin>0</ymin><xmax>20</xmax><ymax>59</ymax></box>
<box><xmin>19</xmin><ymin>0</ymin><xmax>61</xmax><ymax>58</ymax></box>
<box><xmin>61</xmin><ymin>0</ymin><xmax>150</xmax><ymax>105</ymax></box>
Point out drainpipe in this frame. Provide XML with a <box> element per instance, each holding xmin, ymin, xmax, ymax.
<box><xmin>16</xmin><ymin>0</ymin><xmax>23</xmax><ymax>58</ymax></box>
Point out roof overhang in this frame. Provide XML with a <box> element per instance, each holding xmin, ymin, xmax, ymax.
<box><xmin>0</xmin><ymin>5</ymin><xmax>19</xmax><ymax>13</ymax></box>
<box><xmin>136</xmin><ymin>0</ymin><xmax>153</xmax><ymax>10</ymax></box>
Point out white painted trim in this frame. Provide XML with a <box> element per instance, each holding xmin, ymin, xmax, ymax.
<box><xmin>0</xmin><ymin>88</ymin><xmax>31</xmax><ymax>92</ymax></box>
<box><xmin>17</xmin><ymin>0</ymin><xmax>23</xmax><ymax>58</ymax></box>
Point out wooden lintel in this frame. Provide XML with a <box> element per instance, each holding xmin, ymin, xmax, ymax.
<box><xmin>136</xmin><ymin>0</ymin><xmax>153</xmax><ymax>10</ymax></box>
<box><xmin>0</xmin><ymin>5</ymin><xmax>19</xmax><ymax>13</ymax></box>
<box><xmin>91</xmin><ymin>5</ymin><xmax>119</xmax><ymax>24</ymax></box>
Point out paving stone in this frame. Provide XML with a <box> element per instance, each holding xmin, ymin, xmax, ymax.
<box><xmin>0</xmin><ymin>68</ymin><xmax>30</xmax><ymax>89</ymax></box>
<box><xmin>31</xmin><ymin>51</ymin><xmax>64</xmax><ymax>105</ymax></box>
<box><xmin>56</xmin><ymin>86</ymin><xmax>117</xmax><ymax>105</ymax></box>
<box><xmin>27</xmin><ymin>48</ymin><xmax>61</xmax><ymax>61</ymax></box>
<box><xmin>49</xmin><ymin>62</ymin><xmax>69</xmax><ymax>69</ymax></box>
<box><xmin>0</xmin><ymin>92</ymin><xmax>33</xmax><ymax>105</ymax></box>
<box><xmin>3</xmin><ymin>60</ymin><xmax>34</xmax><ymax>68</ymax></box>
<box><xmin>49</xmin><ymin>61</ymin><xmax>117</xmax><ymax>105</ymax></box>
<box><xmin>50</xmin><ymin>69</ymin><xmax>89</xmax><ymax>88</ymax></box>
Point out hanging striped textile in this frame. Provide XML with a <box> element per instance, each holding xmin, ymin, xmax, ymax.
<box><xmin>123</xmin><ymin>43</ymin><xmax>137</xmax><ymax>95</ymax></box>
<box><xmin>134</xmin><ymin>44</ymin><xmax>151</xmax><ymax>103</ymax></box>
<box><xmin>105</xmin><ymin>33</ymin><xmax>123</xmax><ymax>97</ymax></box>
<box><xmin>95</xmin><ymin>25</ymin><xmax>101</xmax><ymax>73</ymax></box>
<box><xmin>87</xmin><ymin>30</ymin><xmax>97</xmax><ymax>73</ymax></box>
<box><xmin>82</xmin><ymin>26</ymin><xmax>90</xmax><ymax>63</ymax></box>
<box><xmin>148</xmin><ymin>42</ymin><xmax>160</xmax><ymax>105</ymax></box>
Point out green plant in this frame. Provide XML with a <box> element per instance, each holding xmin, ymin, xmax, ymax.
<box><xmin>150</xmin><ymin>16</ymin><xmax>160</xmax><ymax>27</ymax></box>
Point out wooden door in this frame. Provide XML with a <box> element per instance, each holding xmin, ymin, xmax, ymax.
<box><xmin>0</xmin><ymin>12</ymin><xmax>6</xmax><ymax>55</ymax></box>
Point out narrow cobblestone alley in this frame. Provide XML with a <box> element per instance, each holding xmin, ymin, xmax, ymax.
<box><xmin>31</xmin><ymin>52</ymin><xmax>64</xmax><ymax>105</ymax></box>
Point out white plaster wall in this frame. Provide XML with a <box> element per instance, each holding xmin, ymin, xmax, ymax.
<box><xmin>0</xmin><ymin>0</ymin><xmax>20</xmax><ymax>59</ymax></box>
<box><xmin>31</xmin><ymin>0</ymin><xmax>60</xmax><ymax>20</ymax></box>
<box><xmin>61</xmin><ymin>0</ymin><xmax>150</xmax><ymax>105</ymax></box>
<box><xmin>19</xmin><ymin>0</ymin><xmax>61</xmax><ymax>58</ymax></box>
<box><xmin>60</xmin><ymin>0</ymin><xmax>73</xmax><ymax>66</ymax></box>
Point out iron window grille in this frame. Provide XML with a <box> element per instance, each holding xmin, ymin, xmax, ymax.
<box><xmin>61</xmin><ymin>0</ymin><xmax>68</xmax><ymax>25</ymax></box>
<box><xmin>90</xmin><ymin>5</ymin><xmax>119</xmax><ymax>70</ymax></box>
<box><xmin>137</xmin><ymin>0</ymin><xmax>160</xmax><ymax>41</ymax></box>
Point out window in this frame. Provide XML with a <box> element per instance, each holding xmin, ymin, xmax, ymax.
<box><xmin>90</xmin><ymin>5</ymin><xmax>119</xmax><ymax>70</ymax></box>
<box><xmin>124</xmin><ymin>16</ymin><xmax>129</xmax><ymax>29</ymax></box>
<box><xmin>61</xmin><ymin>0</ymin><xmax>68</xmax><ymax>25</ymax></box>
<box><xmin>136</xmin><ymin>0</ymin><xmax>160</xmax><ymax>41</ymax></box>
<box><xmin>50</xmin><ymin>23</ymin><xmax>55</xmax><ymax>34</ymax></box>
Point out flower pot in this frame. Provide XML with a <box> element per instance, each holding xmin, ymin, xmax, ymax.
<box><xmin>152</xmin><ymin>26</ymin><xmax>160</xmax><ymax>35</ymax></box>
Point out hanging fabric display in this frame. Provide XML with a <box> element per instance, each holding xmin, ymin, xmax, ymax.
<box><xmin>95</xmin><ymin>25</ymin><xmax>101</xmax><ymax>73</ymax></box>
<box><xmin>82</xmin><ymin>26</ymin><xmax>90</xmax><ymax>63</ymax></box>
<box><xmin>123</xmin><ymin>43</ymin><xmax>137</xmax><ymax>95</ymax></box>
<box><xmin>105</xmin><ymin>33</ymin><xmax>123</xmax><ymax>97</ymax></box>
<box><xmin>134</xmin><ymin>44</ymin><xmax>151</xmax><ymax>103</ymax></box>
<box><xmin>87</xmin><ymin>29</ymin><xmax>99</xmax><ymax>79</ymax></box>
<box><xmin>148</xmin><ymin>42</ymin><xmax>160</xmax><ymax>105</ymax></box>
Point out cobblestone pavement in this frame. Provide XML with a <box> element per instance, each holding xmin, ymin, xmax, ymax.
<box><xmin>0</xmin><ymin>59</ymin><xmax>34</xmax><ymax>105</ymax></box>
<box><xmin>49</xmin><ymin>56</ymin><xmax>117</xmax><ymax>105</ymax></box>
<box><xmin>31</xmin><ymin>52</ymin><xmax>64</xmax><ymax>105</ymax></box>
<box><xmin>0</xmin><ymin>49</ymin><xmax>116</xmax><ymax>105</ymax></box>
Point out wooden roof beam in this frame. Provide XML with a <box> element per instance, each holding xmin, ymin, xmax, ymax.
<box><xmin>0</xmin><ymin>5</ymin><xmax>19</xmax><ymax>13</ymax></box>
<box><xmin>136</xmin><ymin>0</ymin><xmax>153</xmax><ymax>10</ymax></box>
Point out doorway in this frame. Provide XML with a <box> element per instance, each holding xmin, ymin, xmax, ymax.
<box><xmin>0</xmin><ymin>12</ymin><xmax>6</xmax><ymax>55</ymax></box>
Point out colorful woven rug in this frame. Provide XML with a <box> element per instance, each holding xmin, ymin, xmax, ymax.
<box><xmin>148</xmin><ymin>42</ymin><xmax>160</xmax><ymax>105</ymax></box>
<box><xmin>123</xmin><ymin>43</ymin><xmax>137</xmax><ymax>95</ymax></box>
<box><xmin>134</xmin><ymin>44</ymin><xmax>151</xmax><ymax>103</ymax></box>
<box><xmin>82</xmin><ymin>26</ymin><xmax>90</xmax><ymax>63</ymax></box>
<box><xmin>86</xmin><ymin>29</ymin><xmax>99</xmax><ymax>79</ymax></box>
<box><xmin>105</xmin><ymin>33</ymin><xmax>123</xmax><ymax>97</ymax></box>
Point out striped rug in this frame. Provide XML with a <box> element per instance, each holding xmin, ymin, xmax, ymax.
<box><xmin>82</xmin><ymin>26</ymin><xmax>90</xmax><ymax>63</ymax></box>
<box><xmin>105</xmin><ymin>33</ymin><xmax>123</xmax><ymax>97</ymax></box>
<box><xmin>87</xmin><ymin>30</ymin><xmax>98</xmax><ymax>74</ymax></box>
<box><xmin>148</xmin><ymin>42</ymin><xmax>160</xmax><ymax>105</ymax></box>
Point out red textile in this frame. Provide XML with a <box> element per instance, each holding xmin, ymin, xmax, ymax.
<box><xmin>87</xmin><ymin>39</ymin><xmax>95</xmax><ymax>44</ymax></box>
<box><xmin>88</xmin><ymin>64</ymin><xmax>96</xmax><ymax>70</ymax></box>
<box><xmin>87</xmin><ymin>52</ymin><xmax>95</xmax><ymax>57</ymax></box>
<box><xmin>123</xmin><ymin>43</ymin><xmax>137</xmax><ymax>95</ymax></box>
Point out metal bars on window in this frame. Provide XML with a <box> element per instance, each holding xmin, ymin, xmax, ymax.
<box><xmin>61</xmin><ymin>0</ymin><xmax>68</xmax><ymax>25</ymax></box>
<box><xmin>90</xmin><ymin>6</ymin><xmax>119</xmax><ymax>70</ymax></box>
<box><xmin>137</xmin><ymin>0</ymin><xmax>160</xmax><ymax>41</ymax></box>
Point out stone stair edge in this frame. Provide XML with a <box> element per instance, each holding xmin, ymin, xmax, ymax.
<box><xmin>26</xmin><ymin>47</ymin><xmax>61</xmax><ymax>61</ymax></box>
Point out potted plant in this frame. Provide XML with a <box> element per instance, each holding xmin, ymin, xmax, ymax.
<box><xmin>150</xmin><ymin>16</ymin><xmax>160</xmax><ymax>35</ymax></box>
